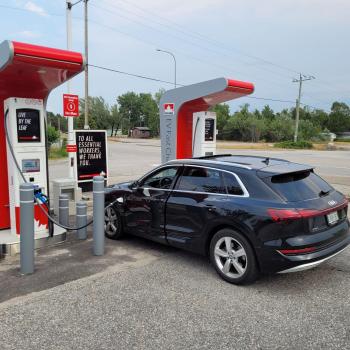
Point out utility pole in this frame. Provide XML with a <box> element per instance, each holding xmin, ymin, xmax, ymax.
<box><xmin>293</xmin><ymin>74</ymin><xmax>315</xmax><ymax>142</ymax></box>
<box><xmin>66</xmin><ymin>0</ymin><xmax>74</xmax><ymax>178</ymax></box>
<box><xmin>84</xmin><ymin>0</ymin><xmax>89</xmax><ymax>129</ymax></box>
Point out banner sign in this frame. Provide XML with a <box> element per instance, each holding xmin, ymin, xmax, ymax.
<box><xmin>74</xmin><ymin>130</ymin><xmax>108</xmax><ymax>183</ymax></box>
<box><xmin>63</xmin><ymin>94</ymin><xmax>79</xmax><ymax>117</ymax></box>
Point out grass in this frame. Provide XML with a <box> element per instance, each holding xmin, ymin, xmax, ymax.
<box><xmin>49</xmin><ymin>146</ymin><xmax>68</xmax><ymax>159</ymax></box>
<box><xmin>274</xmin><ymin>140</ymin><xmax>313</xmax><ymax>149</ymax></box>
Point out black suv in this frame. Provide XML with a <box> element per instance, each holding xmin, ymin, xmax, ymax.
<box><xmin>104</xmin><ymin>155</ymin><xmax>350</xmax><ymax>284</ymax></box>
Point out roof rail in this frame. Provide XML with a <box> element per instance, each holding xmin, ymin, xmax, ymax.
<box><xmin>167</xmin><ymin>158</ymin><xmax>252</xmax><ymax>170</ymax></box>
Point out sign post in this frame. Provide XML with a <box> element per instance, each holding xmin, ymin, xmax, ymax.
<box><xmin>63</xmin><ymin>94</ymin><xmax>79</xmax><ymax>179</ymax></box>
<box><xmin>74</xmin><ymin>130</ymin><xmax>108</xmax><ymax>191</ymax></box>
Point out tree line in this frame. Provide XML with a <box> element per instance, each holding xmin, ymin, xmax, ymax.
<box><xmin>48</xmin><ymin>91</ymin><xmax>350</xmax><ymax>142</ymax></box>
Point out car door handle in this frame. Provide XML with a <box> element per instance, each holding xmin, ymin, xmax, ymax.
<box><xmin>205</xmin><ymin>204</ymin><xmax>217</xmax><ymax>212</ymax></box>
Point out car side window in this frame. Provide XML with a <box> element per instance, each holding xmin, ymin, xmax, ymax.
<box><xmin>223</xmin><ymin>172</ymin><xmax>244</xmax><ymax>196</ymax></box>
<box><xmin>176</xmin><ymin>166</ymin><xmax>226</xmax><ymax>194</ymax></box>
<box><xmin>141</xmin><ymin>167</ymin><xmax>178</xmax><ymax>189</ymax></box>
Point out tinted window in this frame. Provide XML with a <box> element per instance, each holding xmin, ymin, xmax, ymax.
<box><xmin>223</xmin><ymin>173</ymin><xmax>244</xmax><ymax>196</ymax></box>
<box><xmin>142</xmin><ymin>167</ymin><xmax>178</xmax><ymax>189</ymax></box>
<box><xmin>177</xmin><ymin>166</ymin><xmax>226</xmax><ymax>193</ymax></box>
<box><xmin>266</xmin><ymin>171</ymin><xmax>333</xmax><ymax>202</ymax></box>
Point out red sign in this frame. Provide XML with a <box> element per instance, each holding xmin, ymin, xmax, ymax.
<box><xmin>66</xmin><ymin>144</ymin><xmax>77</xmax><ymax>153</ymax></box>
<box><xmin>163</xmin><ymin>103</ymin><xmax>174</xmax><ymax>115</ymax></box>
<box><xmin>63</xmin><ymin>94</ymin><xmax>79</xmax><ymax>117</ymax></box>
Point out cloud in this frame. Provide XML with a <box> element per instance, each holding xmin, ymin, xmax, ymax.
<box><xmin>18</xmin><ymin>30</ymin><xmax>41</xmax><ymax>38</ymax></box>
<box><xmin>24</xmin><ymin>1</ymin><xmax>48</xmax><ymax>17</ymax></box>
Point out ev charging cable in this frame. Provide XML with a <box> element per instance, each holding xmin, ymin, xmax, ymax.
<box><xmin>3</xmin><ymin>109</ymin><xmax>117</xmax><ymax>231</ymax></box>
<box><xmin>192</xmin><ymin>116</ymin><xmax>200</xmax><ymax>155</ymax></box>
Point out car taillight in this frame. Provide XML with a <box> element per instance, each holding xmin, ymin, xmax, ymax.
<box><xmin>268</xmin><ymin>198</ymin><xmax>349</xmax><ymax>222</ymax></box>
<box><xmin>267</xmin><ymin>208</ymin><xmax>320</xmax><ymax>222</ymax></box>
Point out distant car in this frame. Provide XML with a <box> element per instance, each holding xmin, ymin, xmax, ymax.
<box><xmin>104</xmin><ymin>155</ymin><xmax>350</xmax><ymax>284</ymax></box>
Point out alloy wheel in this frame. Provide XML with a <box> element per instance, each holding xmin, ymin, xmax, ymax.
<box><xmin>214</xmin><ymin>236</ymin><xmax>248</xmax><ymax>278</ymax></box>
<box><xmin>105</xmin><ymin>206</ymin><xmax>118</xmax><ymax>236</ymax></box>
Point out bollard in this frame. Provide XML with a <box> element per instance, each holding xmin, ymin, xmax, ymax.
<box><xmin>59</xmin><ymin>194</ymin><xmax>69</xmax><ymax>228</ymax></box>
<box><xmin>20</xmin><ymin>183</ymin><xmax>34</xmax><ymax>275</ymax></box>
<box><xmin>93</xmin><ymin>176</ymin><xmax>105</xmax><ymax>256</ymax></box>
<box><xmin>76</xmin><ymin>201</ymin><xmax>87</xmax><ymax>240</ymax></box>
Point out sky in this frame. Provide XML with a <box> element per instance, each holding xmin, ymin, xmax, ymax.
<box><xmin>0</xmin><ymin>0</ymin><xmax>349</xmax><ymax>115</ymax></box>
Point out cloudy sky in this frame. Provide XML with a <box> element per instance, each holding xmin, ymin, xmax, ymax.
<box><xmin>1</xmin><ymin>0</ymin><xmax>349</xmax><ymax>115</ymax></box>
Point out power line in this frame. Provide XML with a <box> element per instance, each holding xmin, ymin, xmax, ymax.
<box><xmin>108</xmin><ymin>0</ymin><xmax>301</xmax><ymax>75</ymax></box>
<box><xmin>88</xmin><ymin>63</ymin><xmax>181</xmax><ymax>86</ymax></box>
<box><xmin>88</xmin><ymin>63</ymin><xmax>326</xmax><ymax>111</ymax></box>
<box><xmin>92</xmin><ymin>2</ymin><xmax>294</xmax><ymax>81</ymax></box>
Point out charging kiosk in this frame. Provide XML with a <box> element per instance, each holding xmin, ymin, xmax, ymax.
<box><xmin>5</xmin><ymin>97</ymin><xmax>48</xmax><ymax>236</ymax></box>
<box><xmin>159</xmin><ymin>77</ymin><xmax>254</xmax><ymax>163</ymax></box>
<box><xmin>0</xmin><ymin>40</ymin><xmax>85</xmax><ymax>254</ymax></box>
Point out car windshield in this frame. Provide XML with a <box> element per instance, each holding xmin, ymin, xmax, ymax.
<box><xmin>265</xmin><ymin>170</ymin><xmax>333</xmax><ymax>202</ymax></box>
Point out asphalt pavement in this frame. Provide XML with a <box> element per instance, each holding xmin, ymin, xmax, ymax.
<box><xmin>0</xmin><ymin>233</ymin><xmax>350</xmax><ymax>349</ymax></box>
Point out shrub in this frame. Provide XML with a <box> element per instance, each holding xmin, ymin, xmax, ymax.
<box><xmin>47</xmin><ymin>125</ymin><xmax>60</xmax><ymax>147</ymax></box>
<box><xmin>274</xmin><ymin>140</ymin><xmax>313</xmax><ymax>149</ymax></box>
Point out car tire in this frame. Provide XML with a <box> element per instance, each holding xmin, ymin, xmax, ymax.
<box><xmin>104</xmin><ymin>202</ymin><xmax>124</xmax><ymax>240</ymax></box>
<box><xmin>210</xmin><ymin>228</ymin><xmax>258</xmax><ymax>285</ymax></box>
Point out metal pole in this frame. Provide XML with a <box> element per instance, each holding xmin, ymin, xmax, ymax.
<box><xmin>59</xmin><ymin>194</ymin><xmax>69</xmax><ymax>228</ymax></box>
<box><xmin>156</xmin><ymin>49</ymin><xmax>177</xmax><ymax>88</ymax></box>
<box><xmin>76</xmin><ymin>201</ymin><xmax>87</xmax><ymax>240</ymax></box>
<box><xmin>294</xmin><ymin>73</ymin><xmax>302</xmax><ymax>142</ymax></box>
<box><xmin>66</xmin><ymin>1</ymin><xmax>75</xmax><ymax>179</ymax></box>
<box><xmin>93</xmin><ymin>176</ymin><xmax>105</xmax><ymax>256</ymax></box>
<box><xmin>84</xmin><ymin>0</ymin><xmax>89</xmax><ymax>129</ymax></box>
<box><xmin>20</xmin><ymin>183</ymin><xmax>34</xmax><ymax>275</ymax></box>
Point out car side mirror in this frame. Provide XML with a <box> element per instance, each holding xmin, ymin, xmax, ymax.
<box><xmin>130</xmin><ymin>181</ymin><xmax>140</xmax><ymax>190</ymax></box>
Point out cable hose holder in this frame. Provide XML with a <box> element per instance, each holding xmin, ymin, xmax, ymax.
<box><xmin>4</xmin><ymin>108</ymin><xmax>114</xmax><ymax>232</ymax></box>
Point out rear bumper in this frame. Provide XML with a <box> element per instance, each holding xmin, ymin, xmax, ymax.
<box><xmin>278</xmin><ymin>245</ymin><xmax>349</xmax><ymax>273</ymax></box>
<box><xmin>257</xmin><ymin>221</ymin><xmax>350</xmax><ymax>274</ymax></box>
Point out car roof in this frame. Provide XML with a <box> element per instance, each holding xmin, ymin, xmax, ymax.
<box><xmin>166</xmin><ymin>154</ymin><xmax>314</xmax><ymax>176</ymax></box>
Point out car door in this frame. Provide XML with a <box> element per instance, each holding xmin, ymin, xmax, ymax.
<box><xmin>165</xmin><ymin>165</ymin><xmax>228</xmax><ymax>251</ymax></box>
<box><xmin>124</xmin><ymin>165</ymin><xmax>181</xmax><ymax>243</ymax></box>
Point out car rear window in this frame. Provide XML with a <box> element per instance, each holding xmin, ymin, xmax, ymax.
<box><xmin>265</xmin><ymin>170</ymin><xmax>333</xmax><ymax>202</ymax></box>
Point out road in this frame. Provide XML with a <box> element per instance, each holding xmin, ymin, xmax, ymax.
<box><xmin>49</xmin><ymin>139</ymin><xmax>350</xmax><ymax>188</ymax></box>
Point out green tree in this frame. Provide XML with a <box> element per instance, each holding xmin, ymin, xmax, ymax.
<box><xmin>326</xmin><ymin>102</ymin><xmax>350</xmax><ymax>132</ymax></box>
<box><xmin>139</xmin><ymin>93</ymin><xmax>159</xmax><ymax>136</ymax></box>
<box><xmin>211</xmin><ymin>103</ymin><xmax>230</xmax><ymax>138</ymax></box>
<box><xmin>117</xmin><ymin>92</ymin><xmax>142</xmax><ymax>134</ymax></box>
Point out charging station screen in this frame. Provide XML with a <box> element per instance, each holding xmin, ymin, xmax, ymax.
<box><xmin>16</xmin><ymin>109</ymin><xmax>41</xmax><ymax>143</ymax></box>
<box><xmin>22</xmin><ymin>159</ymin><xmax>40</xmax><ymax>173</ymax></box>
<box><xmin>205</xmin><ymin>118</ymin><xmax>215</xmax><ymax>141</ymax></box>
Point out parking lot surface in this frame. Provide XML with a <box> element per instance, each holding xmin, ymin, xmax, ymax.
<box><xmin>1</xmin><ymin>234</ymin><xmax>350</xmax><ymax>349</ymax></box>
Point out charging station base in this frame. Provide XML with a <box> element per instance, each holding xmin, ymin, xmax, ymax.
<box><xmin>0</xmin><ymin>225</ymin><xmax>66</xmax><ymax>257</ymax></box>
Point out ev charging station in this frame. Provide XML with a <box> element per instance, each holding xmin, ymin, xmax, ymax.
<box><xmin>192</xmin><ymin>111</ymin><xmax>217</xmax><ymax>157</ymax></box>
<box><xmin>159</xmin><ymin>77</ymin><xmax>254</xmax><ymax>163</ymax></box>
<box><xmin>0</xmin><ymin>40</ymin><xmax>85</xmax><ymax>254</ymax></box>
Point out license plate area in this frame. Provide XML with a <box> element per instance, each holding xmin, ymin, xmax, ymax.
<box><xmin>326</xmin><ymin>211</ymin><xmax>339</xmax><ymax>225</ymax></box>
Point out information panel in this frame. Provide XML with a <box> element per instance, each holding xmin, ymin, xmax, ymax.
<box><xmin>75</xmin><ymin>130</ymin><xmax>108</xmax><ymax>184</ymax></box>
<box><xmin>16</xmin><ymin>109</ymin><xmax>41</xmax><ymax>143</ymax></box>
<box><xmin>205</xmin><ymin>118</ymin><xmax>215</xmax><ymax>141</ymax></box>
